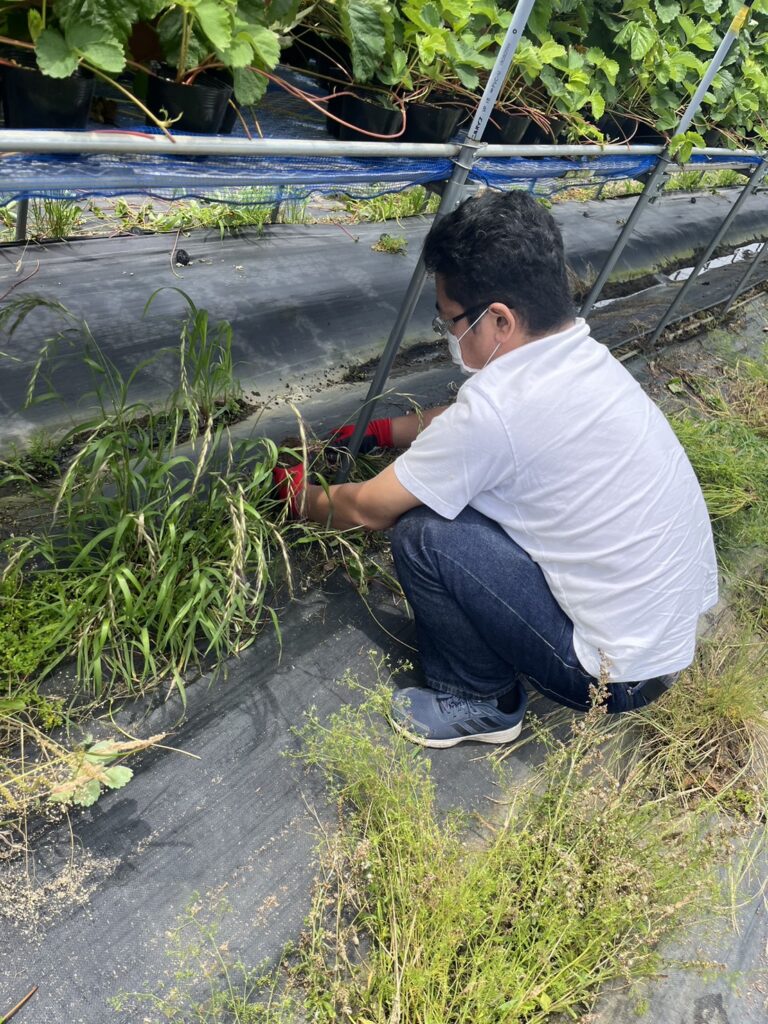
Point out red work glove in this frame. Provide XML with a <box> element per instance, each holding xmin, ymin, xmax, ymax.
<box><xmin>273</xmin><ymin>462</ymin><xmax>306</xmax><ymax>518</ymax></box>
<box><xmin>328</xmin><ymin>417</ymin><xmax>394</xmax><ymax>457</ymax></box>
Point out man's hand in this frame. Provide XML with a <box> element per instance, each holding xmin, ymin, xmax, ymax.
<box><xmin>327</xmin><ymin>417</ymin><xmax>394</xmax><ymax>458</ymax></box>
<box><xmin>273</xmin><ymin>462</ymin><xmax>306</xmax><ymax>518</ymax></box>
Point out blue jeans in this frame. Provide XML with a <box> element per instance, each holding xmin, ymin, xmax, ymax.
<box><xmin>390</xmin><ymin>506</ymin><xmax>668</xmax><ymax>714</ymax></box>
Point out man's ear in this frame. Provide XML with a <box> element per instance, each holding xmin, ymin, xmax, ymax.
<box><xmin>489</xmin><ymin>302</ymin><xmax>515</xmax><ymax>333</ymax></box>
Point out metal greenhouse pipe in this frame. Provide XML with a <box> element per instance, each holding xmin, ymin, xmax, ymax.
<box><xmin>648</xmin><ymin>156</ymin><xmax>768</xmax><ymax>346</ymax></box>
<box><xmin>579</xmin><ymin>0</ymin><xmax>756</xmax><ymax>319</ymax></box>
<box><xmin>333</xmin><ymin>0</ymin><xmax>537</xmax><ymax>481</ymax></box>
<box><xmin>0</xmin><ymin>128</ymin><xmax>756</xmax><ymax>161</ymax></box>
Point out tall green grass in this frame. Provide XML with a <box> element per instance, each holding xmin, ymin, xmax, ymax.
<box><xmin>0</xmin><ymin>294</ymin><xmax>368</xmax><ymax>707</ymax></box>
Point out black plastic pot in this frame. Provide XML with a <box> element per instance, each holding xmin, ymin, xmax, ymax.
<box><xmin>402</xmin><ymin>101</ymin><xmax>462</xmax><ymax>143</ymax></box>
<box><xmin>206</xmin><ymin>69</ymin><xmax>239</xmax><ymax>134</ymax></box>
<box><xmin>598</xmin><ymin>114</ymin><xmax>665</xmax><ymax>145</ymax></box>
<box><xmin>282</xmin><ymin>31</ymin><xmax>351</xmax><ymax>84</ymax></box>
<box><xmin>326</xmin><ymin>92</ymin><xmax>401</xmax><ymax>141</ymax></box>
<box><xmin>145</xmin><ymin>73</ymin><xmax>233</xmax><ymax>133</ymax></box>
<box><xmin>481</xmin><ymin>109</ymin><xmax>531</xmax><ymax>145</ymax></box>
<box><xmin>520</xmin><ymin>118</ymin><xmax>565</xmax><ymax>145</ymax></box>
<box><xmin>2</xmin><ymin>65</ymin><xmax>94</xmax><ymax>129</ymax></box>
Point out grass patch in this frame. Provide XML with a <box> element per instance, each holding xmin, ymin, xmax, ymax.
<box><xmin>667</xmin><ymin>358</ymin><xmax>768</xmax><ymax>550</ymax></box>
<box><xmin>549</xmin><ymin>168</ymin><xmax>748</xmax><ymax>205</ymax></box>
<box><xmin>0</xmin><ymin>292</ymin><xmax>386</xmax><ymax>854</ymax></box>
<box><xmin>0</xmin><ymin>199</ymin><xmax>86</xmax><ymax>242</ymax></box>
<box><xmin>293</xmin><ymin>691</ymin><xmax>711</xmax><ymax>1023</ymax></box>
<box><xmin>343</xmin><ymin>186</ymin><xmax>440</xmax><ymax>224</ymax></box>
<box><xmin>0</xmin><ymin>294</ymin><xmax>374</xmax><ymax>702</ymax></box>
<box><xmin>626</xmin><ymin>619</ymin><xmax>768</xmax><ymax>810</ymax></box>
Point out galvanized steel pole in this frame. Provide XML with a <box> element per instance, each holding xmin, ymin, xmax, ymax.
<box><xmin>580</xmin><ymin>0</ymin><xmax>756</xmax><ymax>319</ymax></box>
<box><xmin>334</xmin><ymin>0</ymin><xmax>537</xmax><ymax>481</ymax></box>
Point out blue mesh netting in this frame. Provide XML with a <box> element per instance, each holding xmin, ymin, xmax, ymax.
<box><xmin>0</xmin><ymin>69</ymin><xmax>759</xmax><ymax>207</ymax></box>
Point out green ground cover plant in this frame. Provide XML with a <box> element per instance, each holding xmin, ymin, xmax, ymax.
<box><xmin>108</xmin><ymin>195</ymin><xmax>300</xmax><ymax>237</ymax></box>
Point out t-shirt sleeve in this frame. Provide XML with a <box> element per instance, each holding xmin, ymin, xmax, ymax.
<box><xmin>393</xmin><ymin>387</ymin><xmax>515</xmax><ymax>520</ymax></box>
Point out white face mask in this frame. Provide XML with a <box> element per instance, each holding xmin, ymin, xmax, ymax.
<box><xmin>446</xmin><ymin>308</ymin><xmax>499</xmax><ymax>374</ymax></box>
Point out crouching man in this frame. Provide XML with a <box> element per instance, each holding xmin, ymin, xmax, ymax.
<box><xmin>275</xmin><ymin>191</ymin><xmax>718</xmax><ymax>748</ymax></box>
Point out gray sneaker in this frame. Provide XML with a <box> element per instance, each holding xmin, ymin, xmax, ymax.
<box><xmin>391</xmin><ymin>686</ymin><xmax>527</xmax><ymax>749</ymax></box>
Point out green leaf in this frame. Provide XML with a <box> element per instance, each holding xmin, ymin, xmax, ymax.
<box><xmin>261</xmin><ymin>0</ymin><xmax>302</xmax><ymax>26</ymax></box>
<box><xmin>690</xmin><ymin>30</ymin><xmax>715</xmax><ymax>52</ymax></box>
<box><xmin>514</xmin><ymin>47</ymin><xmax>543</xmax><ymax>79</ymax></box>
<box><xmin>667</xmin><ymin>378</ymin><xmax>686</xmax><ymax>394</ymax></box>
<box><xmin>669</xmin><ymin>129</ymin><xmax>705</xmax><ymax>164</ymax></box>
<box><xmin>527</xmin><ymin>0</ymin><xmax>554</xmax><ymax>41</ymax></box>
<box><xmin>654</xmin><ymin>0</ymin><xmax>681</xmax><ymax>23</ymax></box>
<box><xmin>0</xmin><ymin>697</ymin><xmax>28</xmax><ymax>714</ymax></box>
<box><xmin>219</xmin><ymin>30</ymin><xmax>253</xmax><ymax>68</ymax></box>
<box><xmin>454</xmin><ymin>64</ymin><xmax>479</xmax><ymax>91</ymax></box>
<box><xmin>84</xmin><ymin>740</ymin><xmax>121</xmax><ymax>763</ymax></box>
<box><xmin>615</xmin><ymin>22</ymin><xmax>657</xmax><ymax>60</ymax></box>
<box><xmin>68</xmin><ymin>24</ymin><xmax>126</xmax><ymax>73</ymax></box>
<box><xmin>677</xmin><ymin>14</ymin><xmax>696</xmax><ymax>42</ymax></box>
<box><xmin>72</xmin><ymin>779</ymin><xmax>102</xmax><ymax>807</ymax></box>
<box><xmin>339</xmin><ymin>0</ymin><xmax>393</xmax><ymax>82</ymax></box>
<box><xmin>35</xmin><ymin>27</ymin><xmax>79</xmax><ymax>78</ymax></box>
<box><xmin>233</xmin><ymin>66</ymin><xmax>267</xmax><ymax>105</ymax></box>
<box><xmin>104</xmin><ymin>765</ymin><xmax>133</xmax><ymax>790</ymax></box>
<box><xmin>586</xmin><ymin>47</ymin><xmax>618</xmax><ymax>85</ymax></box>
<box><xmin>667</xmin><ymin>50</ymin><xmax>701</xmax><ymax>82</ymax></box>
<box><xmin>28</xmin><ymin>9</ymin><xmax>44</xmax><ymax>43</ymax></box>
<box><xmin>472</xmin><ymin>1</ymin><xmax>503</xmax><ymax>22</ymax></box>
<box><xmin>403</xmin><ymin>1</ymin><xmax>442</xmax><ymax>32</ymax></box>
<box><xmin>417</xmin><ymin>31</ymin><xmax>447</xmax><ymax>67</ymax></box>
<box><xmin>246</xmin><ymin>24</ymin><xmax>281</xmax><ymax>69</ymax></box>
<box><xmin>589</xmin><ymin>91</ymin><xmax>605</xmax><ymax>120</ymax></box>
<box><xmin>196</xmin><ymin>0</ymin><xmax>233</xmax><ymax>52</ymax></box>
<box><xmin>734</xmin><ymin>87</ymin><xmax>759</xmax><ymax>112</ymax></box>
<box><xmin>539</xmin><ymin>39</ymin><xmax>567</xmax><ymax>64</ymax></box>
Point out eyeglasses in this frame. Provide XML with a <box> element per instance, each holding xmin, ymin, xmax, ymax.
<box><xmin>432</xmin><ymin>303</ymin><xmax>489</xmax><ymax>337</ymax></box>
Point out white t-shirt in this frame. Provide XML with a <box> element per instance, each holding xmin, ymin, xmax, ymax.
<box><xmin>394</xmin><ymin>318</ymin><xmax>718</xmax><ymax>682</ymax></box>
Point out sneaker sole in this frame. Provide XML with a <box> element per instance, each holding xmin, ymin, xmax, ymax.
<box><xmin>390</xmin><ymin>717</ymin><xmax>524</xmax><ymax>749</ymax></box>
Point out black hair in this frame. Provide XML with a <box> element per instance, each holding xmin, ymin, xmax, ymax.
<box><xmin>422</xmin><ymin>190</ymin><xmax>574</xmax><ymax>336</ymax></box>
